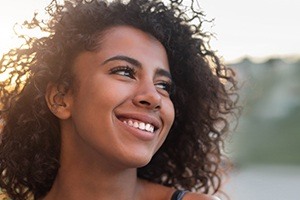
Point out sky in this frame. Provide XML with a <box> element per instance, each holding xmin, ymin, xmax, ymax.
<box><xmin>200</xmin><ymin>0</ymin><xmax>300</xmax><ymax>62</ymax></box>
<box><xmin>1</xmin><ymin>0</ymin><xmax>299</xmax><ymax>62</ymax></box>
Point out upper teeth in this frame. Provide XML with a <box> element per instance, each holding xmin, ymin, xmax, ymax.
<box><xmin>123</xmin><ymin>120</ymin><xmax>155</xmax><ymax>133</ymax></box>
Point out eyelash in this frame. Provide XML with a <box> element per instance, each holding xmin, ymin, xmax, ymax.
<box><xmin>155</xmin><ymin>81</ymin><xmax>173</xmax><ymax>95</ymax></box>
<box><xmin>109</xmin><ymin>66</ymin><xmax>136</xmax><ymax>79</ymax></box>
<box><xmin>109</xmin><ymin>66</ymin><xmax>173</xmax><ymax>95</ymax></box>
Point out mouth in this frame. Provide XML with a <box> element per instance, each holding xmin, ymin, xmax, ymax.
<box><xmin>122</xmin><ymin>119</ymin><xmax>155</xmax><ymax>133</ymax></box>
<box><xmin>116</xmin><ymin>114</ymin><xmax>160</xmax><ymax>134</ymax></box>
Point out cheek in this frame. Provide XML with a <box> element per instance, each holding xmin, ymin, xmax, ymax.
<box><xmin>94</xmin><ymin>84</ymin><xmax>135</xmax><ymax>112</ymax></box>
<box><xmin>78</xmin><ymin>77</ymin><xmax>130</xmax><ymax>105</ymax></box>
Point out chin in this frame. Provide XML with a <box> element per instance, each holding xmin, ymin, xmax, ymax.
<box><xmin>135</xmin><ymin>158</ymin><xmax>152</xmax><ymax>168</ymax></box>
<box><xmin>121</xmin><ymin>152</ymin><xmax>154</xmax><ymax>168</ymax></box>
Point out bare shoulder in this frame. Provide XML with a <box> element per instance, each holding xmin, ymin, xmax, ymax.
<box><xmin>183</xmin><ymin>192</ymin><xmax>221</xmax><ymax>200</ymax></box>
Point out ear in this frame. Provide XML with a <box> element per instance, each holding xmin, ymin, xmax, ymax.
<box><xmin>45</xmin><ymin>83</ymin><xmax>73</xmax><ymax>120</ymax></box>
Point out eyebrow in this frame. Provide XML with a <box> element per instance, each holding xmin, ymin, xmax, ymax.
<box><xmin>102</xmin><ymin>55</ymin><xmax>172</xmax><ymax>80</ymax></box>
<box><xmin>155</xmin><ymin>68</ymin><xmax>172</xmax><ymax>80</ymax></box>
<box><xmin>102</xmin><ymin>55</ymin><xmax>142</xmax><ymax>67</ymax></box>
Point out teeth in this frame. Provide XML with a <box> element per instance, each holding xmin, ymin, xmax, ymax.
<box><xmin>133</xmin><ymin>121</ymin><xmax>139</xmax><ymax>128</ymax></box>
<box><xmin>128</xmin><ymin>120</ymin><xmax>133</xmax><ymax>126</ymax></box>
<box><xmin>123</xmin><ymin>120</ymin><xmax>155</xmax><ymax>133</ymax></box>
<box><xmin>145</xmin><ymin>123</ymin><xmax>151</xmax><ymax>131</ymax></box>
<box><xmin>139</xmin><ymin>122</ymin><xmax>145</xmax><ymax>130</ymax></box>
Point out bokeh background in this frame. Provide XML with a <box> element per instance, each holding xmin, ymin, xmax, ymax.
<box><xmin>200</xmin><ymin>1</ymin><xmax>300</xmax><ymax>199</ymax></box>
<box><xmin>1</xmin><ymin>0</ymin><xmax>300</xmax><ymax>199</ymax></box>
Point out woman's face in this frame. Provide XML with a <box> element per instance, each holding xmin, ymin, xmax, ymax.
<box><xmin>63</xmin><ymin>26</ymin><xmax>175</xmax><ymax>168</ymax></box>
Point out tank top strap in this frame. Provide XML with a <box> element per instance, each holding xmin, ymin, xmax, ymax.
<box><xmin>171</xmin><ymin>190</ymin><xmax>187</xmax><ymax>200</ymax></box>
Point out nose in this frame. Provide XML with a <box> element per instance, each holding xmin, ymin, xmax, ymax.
<box><xmin>132</xmin><ymin>82</ymin><xmax>161</xmax><ymax>110</ymax></box>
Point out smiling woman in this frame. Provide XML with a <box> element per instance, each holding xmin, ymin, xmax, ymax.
<box><xmin>0</xmin><ymin>0</ymin><xmax>239</xmax><ymax>200</ymax></box>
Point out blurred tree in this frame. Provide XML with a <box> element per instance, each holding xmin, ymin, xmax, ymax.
<box><xmin>228</xmin><ymin>58</ymin><xmax>300</xmax><ymax>167</ymax></box>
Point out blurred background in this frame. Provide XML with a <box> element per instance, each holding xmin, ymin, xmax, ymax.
<box><xmin>199</xmin><ymin>1</ymin><xmax>300</xmax><ymax>199</ymax></box>
<box><xmin>1</xmin><ymin>0</ymin><xmax>300</xmax><ymax>199</ymax></box>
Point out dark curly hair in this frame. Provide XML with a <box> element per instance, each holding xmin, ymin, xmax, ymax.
<box><xmin>0</xmin><ymin>0</ymin><xmax>239</xmax><ymax>199</ymax></box>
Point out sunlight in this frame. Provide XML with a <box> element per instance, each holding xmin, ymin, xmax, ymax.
<box><xmin>0</xmin><ymin>118</ymin><xmax>4</xmax><ymax>133</ymax></box>
<box><xmin>0</xmin><ymin>31</ymin><xmax>21</xmax><ymax>57</ymax></box>
<box><xmin>0</xmin><ymin>0</ymin><xmax>52</xmax><ymax>54</ymax></box>
<box><xmin>0</xmin><ymin>1</ymin><xmax>51</xmax><ymax>82</ymax></box>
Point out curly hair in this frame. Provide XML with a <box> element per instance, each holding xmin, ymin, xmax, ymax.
<box><xmin>0</xmin><ymin>0</ymin><xmax>239</xmax><ymax>199</ymax></box>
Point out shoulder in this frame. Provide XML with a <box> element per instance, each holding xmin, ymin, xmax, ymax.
<box><xmin>183</xmin><ymin>192</ymin><xmax>222</xmax><ymax>200</ymax></box>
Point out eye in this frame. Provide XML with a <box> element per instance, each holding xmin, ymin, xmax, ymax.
<box><xmin>155</xmin><ymin>81</ymin><xmax>173</xmax><ymax>95</ymax></box>
<box><xmin>109</xmin><ymin>66</ymin><xmax>136</xmax><ymax>79</ymax></box>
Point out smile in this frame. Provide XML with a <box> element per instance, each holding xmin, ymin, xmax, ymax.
<box><xmin>123</xmin><ymin>120</ymin><xmax>155</xmax><ymax>133</ymax></box>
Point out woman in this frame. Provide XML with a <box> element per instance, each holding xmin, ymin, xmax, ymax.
<box><xmin>0</xmin><ymin>0</ymin><xmax>239</xmax><ymax>199</ymax></box>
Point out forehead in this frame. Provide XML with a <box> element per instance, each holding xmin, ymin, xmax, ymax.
<box><xmin>97</xmin><ymin>26</ymin><xmax>169</xmax><ymax>69</ymax></box>
<box><xmin>102</xmin><ymin>25</ymin><xmax>163</xmax><ymax>49</ymax></box>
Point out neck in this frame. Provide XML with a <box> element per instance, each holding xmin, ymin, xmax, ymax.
<box><xmin>43</xmin><ymin>122</ymin><xmax>143</xmax><ymax>200</ymax></box>
<box><xmin>46</xmin><ymin>166</ymin><xmax>140</xmax><ymax>200</ymax></box>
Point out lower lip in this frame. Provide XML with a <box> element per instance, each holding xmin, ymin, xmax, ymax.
<box><xmin>116</xmin><ymin>119</ymin><xmax>156</xmax><ymax>141</ymax></box>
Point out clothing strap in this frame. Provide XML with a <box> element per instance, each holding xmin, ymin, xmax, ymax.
<box><xmin>171</xmin><ymin>190</ymin><xmax>187</xmax><ymax>200</ymax></box>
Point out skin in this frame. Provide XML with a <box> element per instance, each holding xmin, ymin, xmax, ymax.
<box><xmin>44</xmin><ymin>26</ymin><xmax>214</xmax><ymax>200</ymax></box>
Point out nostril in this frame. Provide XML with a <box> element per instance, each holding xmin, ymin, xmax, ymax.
<box><xmin>139</xmin><ymin>100</ymin><xmax>150</xmax><ymax>106</ymax></box>
<box><xmin>133</xmin><ymin>91</ymin><xmax>162</xmax><ymax>109</ymax></box>
<box><xmin>138</xmin><ymin>100</ymin><xmax>160</xmax><ymax>110</ymax></box>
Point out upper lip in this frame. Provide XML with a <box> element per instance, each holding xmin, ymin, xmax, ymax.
<box><xmin>115</xmin><ymin>112</ymin><xmax>161</xmax><ymax>131</ymax></box>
